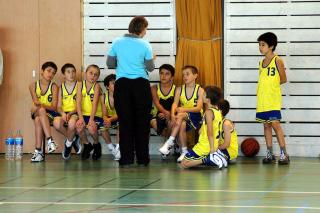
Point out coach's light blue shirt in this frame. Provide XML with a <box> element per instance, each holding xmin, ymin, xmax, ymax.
<box><xmin>107</xmin><ymin>34</ymin><xmax>154</xmax><ymax>80</ymax></box>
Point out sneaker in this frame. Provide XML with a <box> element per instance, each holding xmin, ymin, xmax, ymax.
<box><xmin>278</xmin><ymin>153</ymin><xmax>290</xmax><ymax>165</ymax></box>
<box><xmin>159</xmin><ymin>139</ymin><xmax>174</xmax><ymax>155</ymax></box>
<box><xmin>262</xmin><ymin>151</ymin><xmax>276</xmax><ymax>164</ymax></box>
<box><xmin>92</xmin><ymin>143</ymin><xmax>102</xmax><ymax>160</ymax></box>
<box><xmin>217</xmin><ymin>149</ymin><xmax>228</xmax><ymax>168</ymax></box>
<box><xmin>62</xmin><ymin>139</ymin><xmax>72</xmax><ymax>160</ymax></box>
<box><xmin>208</xmin><ymin>153</ymin><xmax>223</xmax><ymax>169</ymax></box>
<box><xmin>177</xmin><ymin>151</ymin><xmax>187</xmax><ymax>163</ymax></box>
<box><xmin>72</xmin><ymin>134</ymin><xmax>82</xmax><ymax>154</ymax></box>
<box><xmin>81</xmin><ymin>143</ymin><xmax>93</xmax><ymax>160</ymax></box>
<box><xmin>160</xmin><ymin>153</ymin><xmax>169</xmax><ymax>160</ymax></box>
<box><xmin>173</xmin><ymin>142</ymin><xmax>180</xmax><ymax>157</ymax></box>
<box><xmin>112</xmin><ymin>145</ymin><xmax>121</xmax><ymax>161</ymax></box>
<box><xmin>31</xmin><ymin>150</ymin><xmax>44</xmax><ymax>162</ymax></box>
<box><xmin>47</xmin><ymin>138</ymin><xmax>57</xmax><ymax>153</ymax></box>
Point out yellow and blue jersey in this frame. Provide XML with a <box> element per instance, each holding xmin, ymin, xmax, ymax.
<box><xmin>193</xmin><ymin>107</ymin><xmax>222</xmax><ymax>156</ymax></box>
<box><xmin>61</xmin><ymin>82</ymin><xmax>77</xmax><ymax>112</ymax></box>
<box><xmin>157</xmin><ymin>83</ymin><xmax>175</xmax><ymax>111</ymax></box>
<box><xmin>256</xmin><ymin>55</ymin><xmax>282</xmax><ymax>113</ymax></box>
<box><xmin>180</xmin><ymin>84</ymin><xmax>201</xmax><ymax>108</ymax></box>
<box><xmin>104</xmin><ymin>90</ymin><xmax>116</xmax><ymax>117</ymax></box>
<box><xmin>81</xmin><ymin>80</ymin><xmax>102</xmax><ymax>118</ymax></box>
<box><xmin>219</xmin><ymin>118</ymin><xmax>238</xmax><ymax>160</ymax></box>
<box><xmin>35</xmin><ymin>80</ymin><xmax>54</xmax><ymax>107</ymax></box>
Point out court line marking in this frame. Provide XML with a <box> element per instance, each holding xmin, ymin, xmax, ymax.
<box><xmin>1</xmin><ymin>202</ymin><xmax>320</xmax><ymax>210</ymax></box>
<box><xmin>0</xmin><ymin>187</ymin><xmax>320</xmax><ymax>194</ymax></box>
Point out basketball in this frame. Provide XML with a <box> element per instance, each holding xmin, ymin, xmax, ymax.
<box><xmin>241</xmin><ymin>138</ymin><xmax>260</xmax><ymax>157</ymax></box>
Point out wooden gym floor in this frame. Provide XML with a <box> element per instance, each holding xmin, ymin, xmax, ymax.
<box><xmin>0</xmin><ymin>154</ymin><xmax>320</xmax><ymax>213</ymax></box>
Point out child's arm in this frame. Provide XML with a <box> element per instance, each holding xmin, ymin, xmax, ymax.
<box><xmin>29</xmin><ymin>82</ymin><xmax>41</xmax><ymax>107</ymax></box>
<box><xmin>56</xmin><ymin>85</ymin><xmax>67</xmax><ymax>121</ymax></box>
<box><xmin>76</xmin><ymin>81</ymin><xmax>84</xmax><ymax>120</ymax></box>
<box><xmin>171</xmin><ymin>86</ymin><xmax>181</xmax><ymax>119</ymax></box>
<box><xmin>276</xmin><ymin>57</ymin><xmax>287</xmax><ymax>84</ymax></box>
<box><xmin>151</xmin><ymin>85</ymin><xmax>170</xmax><ymax>118</ymax></box>
<box><xmin>177</xmin><ymin>87</ymin><xmax>204</xmax><ymax>113</ymax></box>
<box><xmin>89</xmin><ymin>84</ymin><xmax>101</xmax><ymax>122</ymax></box>
<box><xmin>218</xmin><ymin>120</ymin><xmax>233</xmax><ymax>150</ymax></box>
<box><xmin>204</xmin><ymin>109</ymin><xmax>215</xmax><ymax>153</ymax></box>
<box><xmin>101</xmin><ymin>93</ymin><xmax>110</xmax><ymax>127</ymax></box>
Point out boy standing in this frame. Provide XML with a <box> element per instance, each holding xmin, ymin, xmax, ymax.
<box><xmin>256</xmin><ymin>32</ymin><xmax>289</xmax><ymax>165</ymax></box>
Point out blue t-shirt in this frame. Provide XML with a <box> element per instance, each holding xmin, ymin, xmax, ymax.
<box><xmin>107</xmin><ymin>35</ymin><xmax>153</xmax><ymax>80</ymax></box>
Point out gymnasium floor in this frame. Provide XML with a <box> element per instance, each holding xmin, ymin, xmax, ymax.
<box><xmin>0</xmin><ymin>155</ymin><xmax>320</xmax><ymax>213</ymax></box>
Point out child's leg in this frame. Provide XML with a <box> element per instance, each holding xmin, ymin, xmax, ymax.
<box><xmin>150</xmin><ymin>118</ymin><xmax>157</xmax><ymax>132</ymax></box>
<box><xmin>53</xmin><ymin>117</ymin><xmax>67</xmax><ymax>137</ymax></box>
<box><xmin>271</xmin><ymin>121</ymin><xmax>286</xmax><ymax>149</ymax></box>
<box><xmin>34</xmin><ymin>117</ymin><xmax>44</xmax><ymax>150</ymax></box>
<box><xmin>88</xmin><ymin>124</ymin><xmax>99</xmax><ymax>144</ymax></box>
<box><xmin>262</xmin><ymin>122</ymin><xmax>276</xmax><ymax>163</ymax></box>
<box><xmin>38</xmin><ymin>108</ymin><xmax>52</xmax><ymax>138</ymax></box>
<box><xmin>101</xmin><ymin>130</ymin><xmax>112</xmax><ymax>144</ymax></box>
<box><xmin>66</xmin><ymin>116</ymin><xmax>77</xmax><ymax>142</ymax></box>
<box><xmin>181</xmin><ymin>159</ymin><xmax>203</xmax><ymax>168</ymax></box>
<box><xmin>177</xmin><ymin>120</ymin><xmax>188</xmax><ymax>162</ymax></box>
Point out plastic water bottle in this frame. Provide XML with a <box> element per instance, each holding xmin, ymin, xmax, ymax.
<box><xmin>15</xmin><ymin>130</ymin><xmax>23</xmax><ymax>160</ymax></box>
<box><xmin>5</xmin><ymin>132</ymin><xmax>15</xmax><ymax>160</ymax></box>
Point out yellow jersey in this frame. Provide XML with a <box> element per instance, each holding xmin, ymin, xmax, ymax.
<box><xmin>193</xmin><ymin>107</ymin><xmax>222</xmax><ymax>156</ymax></box>
<box><xmin>256</xmin><ymin>55</ymin><xmax>282</xmax><ymax>112</ymax></box>
<box><xmin>61</xmin><ymin>82</ymin><xmax>77</xmax><ymax>112</ymax></box>
<box><xmin>104</xmin><ymin>90</ymin><xmax>116</xmax><ymax>117</ymax></box>
<box><xmin>180</xmin><ymin>84</ymin><xmax>201</xmax><ymax>108</ymax></box>
<box><xmin>219</xmin><ymin>118</ymin><xmax>238</xmax><ymax>160</ymax></box>
<box><xmin>81</xmin><ymin>80</ymin><xmax>102</xmax><ymax>117</ymax></box>
<box><xmin>35</xmin><ymin>80</ymin><xmax>54</xmax><ymax>107</ymax></box>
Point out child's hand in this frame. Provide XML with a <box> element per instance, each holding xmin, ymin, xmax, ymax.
<box><xmin>62</xmin><ymin>113</ymin><xmax>68</xmax><ymax>122</ymax></box>
<box><xmin>153</xmin><ymin>53</ymin><xmax>157</xmax><ymax>60</ymax></box>
<box><xmin>176</xmin><ymin>107</ymin><xmax>184</xmax><ymax>113</ymax></box>
<box><xmin>158</xmin><ymin>112</ymin><xmax>166</xmax><ymax>119</ymax></box>
<box><xmin>76</xmin><ymin>118</ymin><xmax>85</xmax><ymax>130</ymax></box>
<box><xmin>103</xmin><ymin>116</ymin><xmax>111</xmax><ymax>128</ymax></box>
<box><xmin>164</xmin><ymin>110</ymin><xmax>171</xmax><ymax>120</ymax></box>
<box><xmin>33</xmin><ymin>100</ymin><xmax>41</xmax><ymax>107</ymax></box>
<box><xmin>88</xmin><ymin>118</ymin><xmax>96</xmax><ymax>128</ymax></box>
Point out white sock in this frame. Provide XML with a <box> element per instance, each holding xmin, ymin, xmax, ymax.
<box><xmin>182</xmin><ymin>147</ymin><xmax>188</xmax><ymax>153</ymax></box>
<box><xmin>107</xmin><ymin>143</ymin><xmax>115</xmax><ymax>151</ymax></box>
<box><xmin>167</xmin><ymin>136</ymin><xmax>175</xmax><ymax>145</ymax></box>
<box><xmin>66</xmin><ymin>139</ymin><xmax>73</xmax><ymax>147</ymax></box>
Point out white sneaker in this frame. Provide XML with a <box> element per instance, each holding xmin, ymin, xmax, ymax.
<box><xmin>159</xmin><ymin>139</ymin><xmax>174</xmax><ymax>155</ymax></box>
<box><xmin>209</xmin><ymin>153</ymin><xmax>223</xmax><ymax>169</ymax></box>
<box><xmin>112</xmin><ymin>146</ymin><xmax>121</xmax><ymax>161</ymax></box>
<box><xmin>47</xmin><ymin>138</ymin><xmax>57</xmax><ymax>153</ymax></box>
<box><xmin>31</xmin><ymin>150</ymin><xmax>44</xmax><ymax>162</ymax></box>
<box><xmin>217</xmin><ymin>150</ymin><xmax>228</xmax><ymax>168</ymax></box>
<box><xmin>177</xmin><ymin>151</ymin><xmax>187</xmax><ymax>163</ymax></box>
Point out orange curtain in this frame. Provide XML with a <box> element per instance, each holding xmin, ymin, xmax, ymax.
<box><xmin>175</xmin><ymin>0</ymin><xmax>222</xmax><ymax>87</ymax></box>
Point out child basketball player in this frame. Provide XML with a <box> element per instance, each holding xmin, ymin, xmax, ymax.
<box><xmin>150</xmin><ymin>64</ymin><xmax>176</xmax><ymax>135</ymax></box>
<box><xmin>159</xmin><ymin>65</ymin><xmax>204</xmax><ymax>163</ymax></box>
<box><xmin>53</xmin><ymin>63</ymin><xmax>81</xmax><ymax>160</ymax></box>
<box><xmin>216</xmin><ymin>99</ymin><xmax>238</xmax><ymax>164</ymax></box>
<box><xmin>29</xmin><ymin>61</ymin><xmax>59</xmax><ymax>162</ymax></box>
<box><xmin>76</xmin><ymin>64</ymin><xmax>103</xmax><ymax>160</ymax></box>
<box><xmin>257</xmin><ymin>32</ymin><xmax>289</xmax><ymax>165</ymax></box>
<box><xmin>181</xmin><ymin>86</ymin><xmax>223</xmax><ymax>169</ymax></box>
<box><xmin>101</xmin><ymin>74</ymin><xmax>120</xmax><ymax>161</ymax></box>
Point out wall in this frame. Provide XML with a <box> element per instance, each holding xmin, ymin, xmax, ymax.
<box><xmin>0</xmin><ymin>0</ymin><xmax>81</xmax><ymax>153</ymax></box>
<box><xmin>224</xmin><ymin>0</ymin><xmax>320</xmax><ymax>156</ymax></box>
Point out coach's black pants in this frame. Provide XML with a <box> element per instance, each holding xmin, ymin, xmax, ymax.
<box><xmin>114</xmin><ymin>77</ymin><xmax>152</xmax><ymax>166</ymax></box>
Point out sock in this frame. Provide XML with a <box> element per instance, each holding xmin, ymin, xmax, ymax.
<box><xmin>280</xmin><ymin>146</ymin><xmax>287</xmax><ymax>155</ymax></box>
<box><xmin>267</xmin><ymin>146</ymin><xmax>273</xmax><ymax>154</ymax></box>
<box><xmin>47</xmin><ymin>137</ymin><xmax>53</xmax><ymax>144</ymax></box>
<box><xmin>107</xmin><ymin>143</ymin><xmax>115</xmax><ymax>151</ymax></box>
<box><xmin>167</xmin><ymin>136</ymin><xmax>175</xmax><ymax>145</ymax></box>
<box><xmin>182</xmin><ymin>147</ymin><xmax>188</xmax><ymax>153</ymax></box>
<box><xmin>66</xmin><ymin>139</ymin><xmax>73</xmax><ymax>147</ymax></box>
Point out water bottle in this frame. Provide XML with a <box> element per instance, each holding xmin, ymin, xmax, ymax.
<box><xmin>15</xmin><ymin>130</ymin><xmax>23</xmax><ymax>160</ymax></box>
<box><xmin>5</xmin><ymin>132</ymin><xmax>15</xmax><ymax>160</ymax></box>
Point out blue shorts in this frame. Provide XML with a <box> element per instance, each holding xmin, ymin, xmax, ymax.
<box><xmin>184</xmin><ymin>149</ymin><xmax>206</xmax><ymax>161</ymax></box>
<box><xmin>31</xmin><ymin>110</ymin><xmax>59</xmax><ymax>126</ymax></box>
<box><xmin>186</xmin><ymin>112</ymin><xmax>202</xmax><ymax>132</ymax></box>
<box><xmin>83</xmin><ymin>116</ymin><xmax>104</xmax><ymax>130</ymax></box>
<box><xmin>256</xmin><ymin>110</ymin><xmax>281</xmax><ymax>123</ymax></box>
<box><xmin>109</xmin><ymin>120</ymin><xmax>119</xmax><ymax>129</ymax></box>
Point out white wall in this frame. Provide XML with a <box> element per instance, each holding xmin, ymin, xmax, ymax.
<box><xmin>224</xmin><ymin>0</ymin><xmax>320</xmax><ymax>157</ymax></box>
<box><xmin>83</xmin><ymin>0</ymin><xmax>176</xmax><ymax>83</ymax></box>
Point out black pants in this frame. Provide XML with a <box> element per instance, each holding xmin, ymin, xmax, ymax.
<box><xmin>114</xmin><ymin>77</ymin><xmax>152</xmax><ymax>165</ymax></box>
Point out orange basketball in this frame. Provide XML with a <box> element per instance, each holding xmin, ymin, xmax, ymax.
<box><xmin>241</xmin><ymin>138</ymin><xmax>260</xmax><ymax>157</ymax></box>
